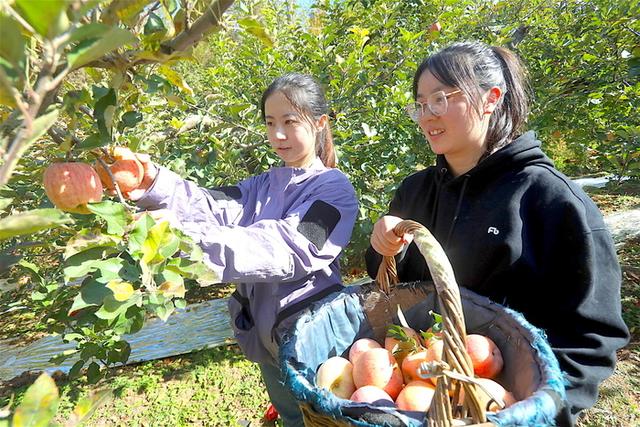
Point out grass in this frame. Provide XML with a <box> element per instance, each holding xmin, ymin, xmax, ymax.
<box><xmin>1</xmin><ymin>345</ymin><xmax>274</xmax><ymax>427</ymax></box>
<box><xmin>1</xmin><ymin>179</ymin><xmax>639</xmax><ymax>426</ymax></box>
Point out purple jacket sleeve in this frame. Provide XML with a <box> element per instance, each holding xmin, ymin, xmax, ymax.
<box><xmin>136</xmin><ymin>167</ymin><xmax>358</xmax><ymax>284</ymax></box>
<box><xmin>136</xmin><ymin>166</ymin><xmax>248</xmax><ymax>230</ymax></box>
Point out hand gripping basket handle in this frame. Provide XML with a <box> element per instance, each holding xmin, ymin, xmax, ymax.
<box><xmin>375</xmin><ymin>220</ymin><xmax>493</xmax><ymax>427</ymax></box>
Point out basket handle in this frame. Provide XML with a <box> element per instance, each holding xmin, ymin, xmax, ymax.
<box><xmin>374</xmin><ymin>220</ymin><xmax>490</xmax><ymax>426</ymax></box>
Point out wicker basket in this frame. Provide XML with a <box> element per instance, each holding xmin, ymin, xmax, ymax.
<box><xmin>279</xmin><ymin>220</ymin><xmax>566</xmax><ymax>426</ymax></box>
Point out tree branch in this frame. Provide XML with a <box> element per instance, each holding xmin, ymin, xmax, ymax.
<box><xmin>161</xmin><ymin>0</ymin><xmax>235</xmax><ymax>54</ymax></box>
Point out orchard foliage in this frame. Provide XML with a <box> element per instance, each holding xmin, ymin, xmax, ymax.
<box><xmin>0</xmin><ymin>0</ymin><xmax>638</xmax><ymax>383</ymax></box>
<box><xmin>0</xmin><ymin>0</ymin><xmax>235</xmax><ymax>383</ymax></box>
<box><xmin>174</xmin><ymin>0</ymin><xmax>639</xmax><ymax>265</ymax></box>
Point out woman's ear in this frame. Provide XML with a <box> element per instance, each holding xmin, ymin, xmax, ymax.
<box><xmin>484</xmin><ymin>86</ymin><xmax>502</xmax><ymax>114</ymax></box>
<box><xmin>315</xmin><ymin>114</ymin><xmax>328</xmax><ymax>131</ymax></box>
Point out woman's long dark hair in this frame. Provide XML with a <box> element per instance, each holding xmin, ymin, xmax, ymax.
<box><xmin>413</xmin><ymin>41</ymin><xmax>530</xmax><ymax>157</ymax></box>
<box><xmin>261</xmin><ymin>73</ymin><xmax>336</xmax><ymax>168</ymax></box>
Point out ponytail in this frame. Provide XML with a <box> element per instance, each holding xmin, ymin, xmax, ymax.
<box><xmin>317</xmin><ymin>122</ymin><xmax>336</xmax><ymax>168</ymax></box>
<box><xmin>487</xmin><ymin>46</ymin><xmax>530</xmax><ymax>154</ymax></box>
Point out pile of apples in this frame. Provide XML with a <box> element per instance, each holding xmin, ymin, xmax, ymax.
<box><xmin>315</xmin><ymin>315</ymin><xmax>517</xmax><ymax>414</ymax></box>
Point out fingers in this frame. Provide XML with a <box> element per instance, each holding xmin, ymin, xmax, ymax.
<box><xmin>134</xmin><ymin>153</ymin><xmax>158</xmax><ymax>189</ymax></box>
<box><xmin>370</xmin><ymin>215</ymin><xmax>407</xmax><ymax>256</ymax></box>
<box><xmin>134</xmin><ymin>152</ymin><xmax>151</xmax><ymax>163</ymax></box>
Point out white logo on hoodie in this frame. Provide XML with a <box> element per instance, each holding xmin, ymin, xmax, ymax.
<box><xmin>487</xmin><ymin>227</ymin><xmax>500</xmax><ymax>235</ymax></box>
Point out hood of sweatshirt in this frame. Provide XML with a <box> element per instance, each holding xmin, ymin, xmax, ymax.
<box><xmin>435</xmin><ymin>131</ymin><xmax>554</xmax><ymax>185</ymax></box>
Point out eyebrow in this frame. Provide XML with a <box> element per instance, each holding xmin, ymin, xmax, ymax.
<box><xmin>264</xmin><ymin>113</ymin><xmax>300</xmax><ymax>120</ymax></box>
<box><xmin>416</xmin><ymin>86</ymin><xmax>448</xmax><ymax>99</ymax></box>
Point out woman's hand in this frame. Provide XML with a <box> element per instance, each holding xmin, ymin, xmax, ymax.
<box><xmin>370</xmin><ymin>215</ymin><xmax>413</xmax><ymax>256</ymax></box>
<box><xmin>126</xmin><ymin>152</ymin><xmax>158</xmax><ymax>201</ymax></box>
<box><xmin>99</xmin><ymin>147</ymin><xmax>158</xmax><ymax>200</ymax></box>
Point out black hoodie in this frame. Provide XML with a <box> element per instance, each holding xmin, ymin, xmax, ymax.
<box><xmin>365</xmin><ymin>131</ymin><xmax>630</xmax><ymax>426</ymax></box>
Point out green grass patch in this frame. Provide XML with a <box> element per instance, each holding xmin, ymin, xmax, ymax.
<box><xmin>68</xmin><ymin>345</ymin><xmax>271</xmax><ymax>426</ymax></box>
<box><xmin>577</xmin><ymin>347</ymin><xmax>640</xmax><ymax>427</ymax></box>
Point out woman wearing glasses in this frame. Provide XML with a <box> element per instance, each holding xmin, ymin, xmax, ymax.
<box><xmin>365</xmin><ymin>41</ymin><xmax>628</xmax><ymax>426</ymax></box>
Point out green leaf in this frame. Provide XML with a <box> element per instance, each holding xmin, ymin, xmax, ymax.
<box><xmin>68</xmin><ymin>23</ymin><xmax>110</xmax><ymax>44</ymax></box>
<box><xmin>64</xmin><ymin>229</ymin><xmax>121</xmax><ymax>260</ymax></box>
<box><xmin>63</xmin><ymin>247</ymin><xmax>119</xmax><ymax>281</ymax></box>
<box><xmin>94</xmin><ymin>292</ymin><xmax>140</xmax><ymax>320</ymax></box>
<box><xmin>68</xmin><ymin>27</ymin><xmax>136</xmax><ymax>69</ymax></box>
<box><xmin>238</xmin><ymin>17</ymin><xmax>274</xmax><ymax>48</ymax></box>
<box><xmin>86</xmin><ymin>201</ymin><xmax>129</xmax><ymax>235</ymax></box>
<box><xmin>62</xmin><ymin>333</ymin><xmax>84</xmax><ymax>343</ymax></box>
<box><xmin>17</xmin><ymin>259</ymin><xmax>40</xmax><ymax>275</ymax></box>
<box><xmin>0</xmin><ymin>15</ymin><xmax>26</xmax><ymax>72</ymax></box>
<box><xmin>157</xmin><ymin>269</ymin><xmax>185</xmax><ymax>298</ymax></box>
<box><xmin>101</xmin><ymin>0</ymin><xmax>148</xmax><ymax>25</ymax></box>
<box><xmin>79</xmin><ymin>342</ymin><xmax>104</xmax><ymax>361</ymax></box>
<box><xmin>15</xmin><ymin>0</ymin><xmax>69</xmax><ymax>38</ymax></box>
<box><xmin>0</xmin><ymin>59</ymin><xmax>18</xmax><ymax>107</ymax></box>
<box><xmin>142</xmin><ymin>221</ymin><xmax>179</xmax><ymax>264</ymax></box>
<box><xmin>49</xmin><ymin>349</ymin><xmax>79</xmax><ymax>364</ymax></box>
<box><xmin>68</xmin><ymin>360</ymin><xmax>85</xmax><ymax>379</ymax></box>
<box><xmin>176</xmin><ymin>230</ymin><xmax>203</xmax><ymax>261</ymax></box>
<box><xmin>158</xmin><ymin>65</ymin><xmax>193</xmax><ymax>95</ymax></box>
<box><xmin>166</xmin><ymin>258</ymin><xmax>218</xmax><ymax>286</ymax></box>
<box><xmin>68</xmin><ymin>280</ymin><xmax>111</xmax><ymax>314</ymax></box>
<box><xmin>75</xmin><ymin>133</ymin><xmax>107</xmax><ymax>151</ymax></box>
<box><xmin>120</xmin><ymin>111</ymin><xmax>143</xmax><ymax>130</ymax></box>
<box><xmin>106</xmin><ymin>280</ymin><xmax>134</xmax><ymax>302</ymax></box>
<box><xmin>106</xmin><ymin>341</ymin><xmax>130</xmax><ymax>364</ymax></box>
<box><xmin>93</xmin><ymin>89</ymin><xmax>117</xmax><ymax>140</ymax></box>
<box><xmin>144</xmin><ymin>12</ymin><xmax>166</xmax><ymax>36</ymax></box>
<box><xmin>86</xmin><ymin>362</ymin><xmax>101</xmax><ymax>384</ymax></box>
<box><xmin>0</xmin><ymin>208</ymin><xmax>72</xmax><ymax>241</ymax></box>
<box><xmin>128</xmin><ymin>212</ymin><xmax>155</xmax><ymax>254</ymax></box>
<box><xmin>11</xmin><ymin>373</ymin><xmax>59</xmax><ymax>427</ymax></box>
<box><xmin>154</xmin><ymin>300</ymin><xmax>175</xmax><ymax>321</ymax></box>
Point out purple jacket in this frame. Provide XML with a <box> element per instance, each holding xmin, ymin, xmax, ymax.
<box><xmin>136</xmin><ymin>158</ymin><xmax>358</xmax><ymax>363</ymax></box>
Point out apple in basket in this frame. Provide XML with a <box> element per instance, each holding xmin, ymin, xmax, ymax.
<box><xmin>465</xmin><ymin>334</ymin><xmax>504</xmax><ymax>378</ymax></box>
<box><xmin>350</xmin><ymin>385</ymin><xmax>395</xmax><ymax>406</ymax></box>
<box><xmin>352</xmin><ymin>348</ymin><xmax>404</xmax><ymax>400</ymax></box>
<box><xmin>401</xmin><ymin>338</ymin><xmax>443</xmax><ymax>386</ymax></box>
<box><xmin>349</xmin><ymin>338</ymin><xmax>382</xmax><ymax>364</ymax></box>
<box><xmin>316</xmin><ymin>356</ymin><xmax>356</xmax><ymax>399</ymax></box>
<box><xmin>395</xmin><ymin>380</ymin><xmax>436</xmax><ymax>412</ymax></box>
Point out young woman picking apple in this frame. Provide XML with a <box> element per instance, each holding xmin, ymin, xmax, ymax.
<box><xmin>120</xmin><ymin>73</ymin><xmax>358</xmax><ymax>426</ymax></box>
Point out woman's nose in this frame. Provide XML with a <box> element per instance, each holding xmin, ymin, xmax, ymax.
<box><xmin>275</xmin><ymin>128</ymin><xmax>286</xmax><ymax>140</ymax></box>
<box><xmin>419</xmin><ymin>108</ymin><xmax>436</xmax><ymax>122</ymax></box>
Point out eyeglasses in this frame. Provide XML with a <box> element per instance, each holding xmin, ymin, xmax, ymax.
<box><xmin>405</xmin><ymin>90</ymin><xmax>462</xmax><ymax>122</ymax></box>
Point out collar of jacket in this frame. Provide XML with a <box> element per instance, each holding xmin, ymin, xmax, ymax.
<box><xmin>268</xmin><ymin>157</ymin><xmax>328</xmax><ymax>185</ymax></box>
<box><xmin>434</xmin><ymin>131</ymin><xmax>552</xmax><ymax>184</ymax></box>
